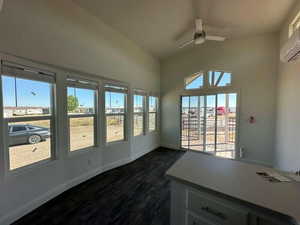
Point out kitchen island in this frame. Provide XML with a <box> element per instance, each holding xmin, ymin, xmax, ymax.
<box><xmin>166</xmin><ymin>151</ymin><xmax>300</xmax><ymax>225</ymax></box>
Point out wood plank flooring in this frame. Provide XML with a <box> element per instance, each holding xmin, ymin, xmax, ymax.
<box><xmin>12</xmin><ymin>148</ymin><xmax>184</xmax><ymax>225</ymax></box>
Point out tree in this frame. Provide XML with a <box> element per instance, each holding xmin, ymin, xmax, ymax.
<box><xmin>67</xmin><ymin>95</ymin><xmax>79</xmax><ymax>112</ymax></box>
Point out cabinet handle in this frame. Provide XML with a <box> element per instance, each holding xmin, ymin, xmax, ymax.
<box><xmin>201</xmin><ymin>206</ymin><xmax>227</xmax><ymax>220</ymax></box>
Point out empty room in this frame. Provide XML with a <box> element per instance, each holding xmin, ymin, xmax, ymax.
<box><xmin>0</xmin><ymin>0</ymin><xmax>300</xmax><ymax>224</ymax></box>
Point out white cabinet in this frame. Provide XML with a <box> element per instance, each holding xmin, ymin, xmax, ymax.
<box><xmin>187</xmin><ymin>190</ymin><xmax>248</xmax><ymax>225</ymax></box>
<box><xmin>170</xmin><ymin>180</ymin><xmax>292</xmax><ymax>225</ymax></box>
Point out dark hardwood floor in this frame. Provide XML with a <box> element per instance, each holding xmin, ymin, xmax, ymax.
<box><xmin>12</xmin><ymin>148</ymin><xmax>184</xmax><ymax>225</ymax></box>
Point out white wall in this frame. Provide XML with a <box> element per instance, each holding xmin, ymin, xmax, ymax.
<box><xmin>275</xmin><ymin>2</ymin><xmax>300</xmax><ymax>172</ymax></box>
<box><xmin>0</xmin><ymin>1</ymin><xmax>160</xmax><ymax>224</ymax></box>
<box><xmin>161</xmin><ymin>33</ymin><xmax>279</xmax><ymax>166</ymax></box>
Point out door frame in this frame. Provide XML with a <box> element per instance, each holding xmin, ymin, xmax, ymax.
<box><xmin>179</xmin><ymin>88</ymin><xmax>241</xmax><ymax>159</ymax></box>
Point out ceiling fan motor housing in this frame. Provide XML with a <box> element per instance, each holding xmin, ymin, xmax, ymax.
<box><xmin>194</xmin><ymin>31</ymin><xmax>206</xmax><ymax>40</ymax></box>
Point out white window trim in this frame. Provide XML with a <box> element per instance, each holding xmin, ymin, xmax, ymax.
<box><xmin>184</xmin><ymin>72</ymin><xmax>205</xmax><ymax>90</ymax></box>
<box><xmin>66</xmin><ymin>79</ymin><xmax>99</xmax><ymax>155</ymax></box>
<box><xmin>207</xmin><ymin>70</ymin><xmax>233</xmax><ymax>89</ymax></box>
<box><xmin>184</xmin><ymin>70</ymin><xmax>233</xmax><ymax>91</ymax></box>
<box><xmin>179</xmin><ymin>89</ymin><xmax>241</xmax><ymax>159</ymax></box>
<box><xmin>289</xmin><ymin>11</ymin><xmax>300</xmax><ymax>38</ymax></box>
<box><xmin>133</xmin><ymin>90</ymin><xmax>147</xmax><ymax>137</ymax></box>
<box><xmin>148</xmin><ymin>95</ymin><xmax>159</xmax><ymax>133</ymax></box>
<box><xmin>104</xmin><ymin>83</ymin><xmax>128</xmax><ymax>144</ymax></box>
<box><xmin>0</xmin><ymin>61</ymin><xmax>57</xmax><ymax>173</ymax></box>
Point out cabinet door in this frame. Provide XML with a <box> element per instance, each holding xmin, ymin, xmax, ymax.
<box><xmin>187</xmin><ymin>213</ymin><xmax>219</xmax><ymax>225</ymax></box>
<box><xmin>257</xmin><ymin>217</ymin><xmax>290</xmax><ymax>225</ymax></box>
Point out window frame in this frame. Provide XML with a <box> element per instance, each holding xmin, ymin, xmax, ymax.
<box><xmin>66</xmin><ymin>76</ymin><xmax>99</xmax><ymax>154</ymax></box>
<box><xmin>184</xmin><ymin>72</ymin><xmax>205</xmax><ymax>90</ymax></box>
<box><xmin>0</xmin><ymin>60</ymin><xmax>57</xmax><ymax>172</ymax></box>
<box><xmin>104</xmin><ymin>82</ymin><xmax>128</xmax><ymax>144</ymax></box>
<box><xmin>148</xmin><ymin>95</ymin><xmax>159</xmax><ymax>133</ymax></box>
<box><xmin>184</xmin><ymin>70</ymin><xmax>233</xmax><ymax>91</ymax></box>
<box><xmin>289</xmin><ymin>11</ymin><xmax>300</xmax><ymax>38</ymax></box>
<box><xmin>133</xmin><ymin>90</ymin><xmax>146</xmax><ymax>137</ymax></box>
<box><xmin>208</xmin><ymin>70</ymin><xmax>232</xmax><ymax>88</ymax></box>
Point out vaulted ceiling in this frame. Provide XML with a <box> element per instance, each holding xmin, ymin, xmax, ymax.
<box><xmin>73</xmin><ymin>0</ymin><xmax>296</xmax><ymax>59</ymax></box>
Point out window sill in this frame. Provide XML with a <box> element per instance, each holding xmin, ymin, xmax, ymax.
<box><xmin>67</xmin><ymin>146</ymin><xmax>98</xmax><ymax>158</ymax></box>
<box><xmin>5</xmin><ymin>158</ymin><xmax>57</xmax><ymax>178</ymax></box>
<box><xmin>133</xmin><ymin>133</ymin><xmax>146</xmax><ymax>138</ymax></box>
<box><xmin>105</xmin><ymin>140</ymin><xmax>128</xmax><ymax>147</ymax></box>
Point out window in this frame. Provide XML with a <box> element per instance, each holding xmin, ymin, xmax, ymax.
<box><xmin>181</xmin><ymin>93</ymin><xmax>238</xmax><ymax>159</ymax></box>
<box><xmin>148</xmin><ymin>96</ymin><xmax>158</xmax><ymax>132</ymax></box>
<box><xmin>1</xmin><ymin>62</ymin><xmax>55</xmax><ymax>170</ymax></box>
<box><xmin>209</xmin><ymin>71</ymin><xmax>232</xmax><ymax>87</ymax></box>
<box><xmin>185</xmin><ymin>73</ymin><xmax>204</xmax><ymax>90</ymax></box>
<box><xmin>67</xmin><ymin>78</ymin><xmax>97</xmax><ymax>152</ymax></box>
<box><xmin>133</xmin><ymin>93</ymin><xmax>145</xmax><ymax>136</ymax></box>
<box><xmin>289</xmin><ymin>11</ymin><xmax>300</xmax><ymax>37</ymax></box>
<box><xmin>105</xmin><ymin>84</ymin><xmax>127</xmax><ymax>143</ymax></box>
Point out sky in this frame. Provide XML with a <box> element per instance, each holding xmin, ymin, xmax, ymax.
<box><xmin>2</xmin><ymin>76</ymin><xmax>51</xmax><ymax>108</ymax></box>
<box><xmin>2</xmin><ymin>75</ymin><xmax>99</xmax><ymax>109</ymax></box>
<box><xmin>67</xmin><ymin>87</ymin><xmax>94</xmax><ymax>108</ymax></box>
<box><xmin>186</xmin><ymin>71</ymin><xmax>231</xmax><ymax>90</ymax></box>
<box><xmin>105</xmin><ymin>91</ymin><xmax>125</xmax><ymax>109</ymax></box>
<box><xmin>3</xmin><ymin>75</ymin><xmax>234</xmax><ymax>111</ymax></box>
<box><xmin>2</xmin><ymin>75</ymin><xmax>126</xmax><ymax>109</ymax></box>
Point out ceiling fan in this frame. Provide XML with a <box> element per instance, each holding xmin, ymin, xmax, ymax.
<box><xmin>179</xmin><ymin>18</ymin><xmax>226</xmax><ymax>48</ymax></box>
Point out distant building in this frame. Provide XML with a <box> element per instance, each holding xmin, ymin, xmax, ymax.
<box><xmin>4</xmin><ymin>107</ymin><xmax>50</xmax><ymax>117</ymax></box>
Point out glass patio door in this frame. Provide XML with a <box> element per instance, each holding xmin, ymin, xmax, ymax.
<box><xmin>181</xmin><ymin>93</ymin><xmax>237</xmax><ymax>159</ymax></box>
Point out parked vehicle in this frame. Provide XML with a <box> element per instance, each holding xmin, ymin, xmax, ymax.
<box><xmin>8</xmin><ymin>124</ymin><xmax>50</xmax><ymax>146</ymax></box>
<box><xmin>217</xmin><ymin>106</ymin><xmax>226</xmax><ymax>115</ymax></box>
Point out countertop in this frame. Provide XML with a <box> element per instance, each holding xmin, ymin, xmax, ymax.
<box><xmin>166</xmin><ymin>151</ymin><xmax>300</xmax><ymax>225</ymax></box>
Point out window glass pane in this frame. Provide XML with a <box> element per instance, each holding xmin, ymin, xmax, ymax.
<box><xmin>209</xmin><ymin>71</ymin><xmax>232</xmax><ymax>87</ymax></box>
<box><xmin>134</xmin><ymin>114</ymin><xmax>144</xmax><ymax>136</ymax></box>
<box><xmin>185</xmin><ymin>73</ymin><xmax>204</xmax><ymax>90</ymax></box>
<box><xmin>134</xmin><ymin>95</ymin><xmax>144</xmax><ymax>136</ymax></box>
<box><xmin>105</xmin><ymin>91</ymin><xmax>126</xmax><ymax>142</ymax></box>
<box><xmin>105</xmin><ymin>92</ymin><xmax>125</xmax><ymax>114</ymax></box>
<box><xmin>149</xmin><ymin>96</ymin><xmax>157</xmax><ymax>113</ymax></box>
<box><xmin>217</xmin><ymin>73</ymin><xmax>231</xmax><ymax>87</ymax></box>
<box><xmin>67</xmin><ymin>87</ymin><xmax>95</xmax><ymax>115</ymax></box>
<box><xmin>69</xmin><ymin>117</ymin><xmax>94</xmax><ymax>151</ymax></box>
<box><xmin>8</xmin><ymin>120</ymin><xmax>51</xmax><ymax>170</ymax></box>
<box><xmin>134</xmin><ymin>95</ymin><xmax>144</xmax><ymax>113</ymax></box>
<box><xmin>2</xmin><ymin>76</ymin><xmax>52</xmax><ymax>118</ymax></box>
<box><xmin>149</xmin><ymin>113</ymin><xmax>156</xmax><ymax>131</ymax></box>
<box><xmin>106</xmin><ymin>115</ymin><xmax>124</xmax><ymax>142</ymax></box>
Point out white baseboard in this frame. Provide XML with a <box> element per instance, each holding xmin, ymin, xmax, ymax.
<box><xmin>0</xmin><ymin>148</ymin><xmax>154</xmax><ymax>225</ymax></box>
<box><xmin>102</xmin><ymin>157</ymin><xmax>131</xmax><ymax>172</ymax></box>
<box><xmin>160</xmin><ymin>143</ymin><xmax>181</xmax><ymax>150</ymax></box>
<box><xmin>131</xmin><ymin>145</ymin><xmax>158</xmax><ymax>161</ymax></box>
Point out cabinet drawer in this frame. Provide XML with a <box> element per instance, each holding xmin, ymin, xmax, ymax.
<box><xmin>187</xmin><ymin>190</ymin><xmax>249</xmax><ymax>225</ymax></box>
<box><xmin>187</xmin><ymin>212</ymin><xmax>218</xmax><ymax>225</ymax></box>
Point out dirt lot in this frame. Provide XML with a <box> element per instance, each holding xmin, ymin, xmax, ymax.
<box><xmin>9</xmin><ymin>117</ymin><xmax>124</xmax><ymax>170</ymax></box>
<box><xmin>9</xmin><ymin>113</ymin><xmax>157</xmax><ymax>170</ymax></box>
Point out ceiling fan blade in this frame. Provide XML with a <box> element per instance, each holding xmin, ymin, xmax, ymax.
<box><xmin>206</xmin><ymin>35</ymin><xmax>226</xmax><ymax>41</ymax></box>
<box><xmin>179</xmin><ymin>40</ymin><xmax>194</xmax><ymax>49</ymax></box>
<box><xmin>195</xmin><ymin>18</ymin><xmax>203</xmax><ymax>33</ymax></box>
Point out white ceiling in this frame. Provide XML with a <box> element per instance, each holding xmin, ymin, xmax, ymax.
<box><xmin>73</xmin><ymin>0</ymin><xmax>296</xmax><ymax>59</ymax></box>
